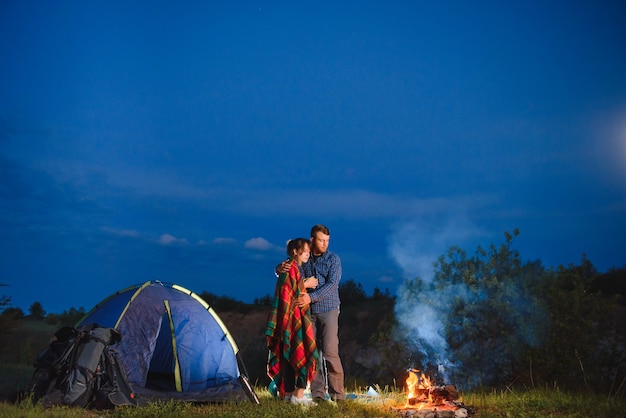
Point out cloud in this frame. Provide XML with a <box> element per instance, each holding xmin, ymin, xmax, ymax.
<box><xmin>27</xmin><ymin>148</ymin><xmax>490</xmax><ymax>222</ymax></box>
<box><xmin>233</xmin><ymin>190</ymin><xmax>496</xmax><ymax>220</ymax></box>
<box><xmin>378</xmin><ymin>275</ymin><xmax>395</xmax><ymax>283</ymax></box>
<box><xmin>100</xmin><ymin>227</ymin><xmax>139</xmax><ymax>238</ymax></box>
<box><xmin>19</xmin><ymin>148</ymin><xmax>499</xmax><ymax>224</ymax></box>
<box><xmin>213</xmin><ymin>237</ymin><xmax>238</xmax><ymax>245</ymax></box>
<box><xmin>244</xmin><ymin>237</ymin><xmax>274</xmax><ymax>251</ymax></box>
<box><xmin>158</xmin><ymin>234</ymin><xmax>188</xmax><ymax>246</ymax></box>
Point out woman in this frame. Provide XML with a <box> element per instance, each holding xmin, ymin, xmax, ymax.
<box><xmin>265</xmin><ymin>238</ymin><xmax>319</xmax><ymax>406</ymax></box>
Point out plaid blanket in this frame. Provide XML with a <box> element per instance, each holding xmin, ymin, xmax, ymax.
<box><xmin>265</xmin><ymin>259</ymin><xmax>318</xmax><ymax>396</ymax></box>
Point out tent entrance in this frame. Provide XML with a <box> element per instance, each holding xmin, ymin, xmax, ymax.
<box><xmin>145</xmin><ymin>302</ymin><xmax>182</xmax><ymax>391</ymax></box>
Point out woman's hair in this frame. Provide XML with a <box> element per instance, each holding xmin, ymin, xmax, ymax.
<box><xmin>286</xmin><ymin>238</ymin><xmax>311</xmax><ymax>257</ymax></box>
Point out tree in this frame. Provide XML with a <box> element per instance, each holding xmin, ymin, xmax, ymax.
<box><xmin>198</xmin><ymin>291</ymin><xmax>255</xmax><ymax>313</ymax></box>
<box><xmin>437</xmin><ymin>230</ymin><xmax>549</xmax><ymax>388</ymax></box>
<box><xmin>1</xmin><ymin>307</ymin><xmax>24</xmax><ymax>320</ymax></box>
<box><xmin>372</xmin><ymin>287</ymin><xmax>393</xmax><ymax>300</ymax></box>
<box><xmin>339</xmin><ymin>278</ymin><xmax>367</xmax><ymax>304</ymax></box>
<box><xmin>0</xmin><ymin>287</ymin><xmax>19</xmax><ymax>362</ymax></box>
<box><xmin>529</xmin><ymin>256</ymin><xmax>616</xmax><ymax>390</ymax></box>
<box><xmin>592</xmin><ymin>265</ymin><xmax>626</xmax><ymax>301</ymax></box>
<box><xmin>253</xmin><ymin>294</ymin><xmax>272</xmax><ymax>306</ymax></box>
<box><xmin>45</xmin><ymin>306</ymin><xmax>86</xmax><ymax>327</ymax></box>
<box><xmin>29</xmin><ymin>301</ymin><xmax>46</xmax><ymax>320</ymax></box>
<box><xmin>0</xmin><ymin>283</ymin><xmax>10</xmax><ymax>314</ymax></box>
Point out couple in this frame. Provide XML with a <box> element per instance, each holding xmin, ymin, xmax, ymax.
<box><xmin>265</xmin><ymin>224</ymin><xmax>345</xmax><ymax>405</ymax></box>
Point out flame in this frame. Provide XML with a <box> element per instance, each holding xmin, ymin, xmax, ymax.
<box><xmin>405</xmin><ymin>368</ymin><xmax>434</xmax><ymax>406</ymax></box>
<box><xmin>403</xmin><ymin>369</ymin><xmax>459</xmax><ymax>411</ymax></box>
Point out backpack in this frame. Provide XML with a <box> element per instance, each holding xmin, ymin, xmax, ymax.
<box><xmin>28</xmin><ymin>323</ymin><xmax>136</xmax><ymax>409</ymax></box>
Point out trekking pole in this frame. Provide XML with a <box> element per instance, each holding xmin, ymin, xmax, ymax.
<box><xmin>95</xmin><ymin>363</ymin><xmax>102</xmax><ymax>389</ymax></box>
<box><xmin>319</xmin><ymin>351</ymin><xmax>329</xmax><ymax>398</ymax></box>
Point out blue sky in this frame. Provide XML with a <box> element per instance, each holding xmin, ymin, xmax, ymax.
<box><xmin>1</xmin><ymin>1</ymin><xmax>625</xmax><ymax>314</ymax></box>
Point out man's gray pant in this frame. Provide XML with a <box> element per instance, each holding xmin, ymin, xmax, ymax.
<box><xmin>310</xmin><ymin>309</ymin><xmax>345</xmax><ymax>400</ymax></box>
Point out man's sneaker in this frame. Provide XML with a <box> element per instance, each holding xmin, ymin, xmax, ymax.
<box><xmin>290</xmin><ymin>396</ymin><xmax>315</xmax><ymax>406</ymax></box>
<box><xmin>313</xmin><ymin>397</ymin><xmax>339</xmax><ymax>407</ymax></box>
<box><xmin>284</xmin><ymin>395</ymin><xmax>292</xmax><ymax>403</ymax></box>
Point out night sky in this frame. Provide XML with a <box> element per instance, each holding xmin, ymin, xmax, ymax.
<box><xmin>1</xmin><ymin>1</ymin><xmax>625</xmax><ymax>314</ymax></box>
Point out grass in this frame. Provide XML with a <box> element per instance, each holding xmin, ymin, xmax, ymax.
<box><xmin>1</xmin><ymin>361</ymin><xmax>624</xmax><ymax>418</ymax></box>
<box><xmin>1</xmin><ymin>387</ymin><xmax>399</xmax><ymax>418</ymax></box>
<box><xmin>0</xmin><ymin>385</ymin><xmax>624</xmax><ymax>418</ymax></box>
<box><xmin>463</xmin><ymin>387</ymin><xmax>625</xmax><ymax>417</ymax></box>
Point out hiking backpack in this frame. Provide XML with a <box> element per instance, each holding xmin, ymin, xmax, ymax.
<box><xmin>28</xmin><ymin>323</ymin><xmax>136</xmax><ymax>409</ymax></box>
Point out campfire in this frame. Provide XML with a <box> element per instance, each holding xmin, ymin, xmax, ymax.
<box><xmin>391</xmin><ymin>369</ymin><xmax>470</xmax><ymax>418</ymax></box>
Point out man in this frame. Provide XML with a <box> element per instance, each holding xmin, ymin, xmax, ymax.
<box><xmin>280</xmin><ymin>224</ymin><xmax>345</xmax><ymax>402</ymax></box>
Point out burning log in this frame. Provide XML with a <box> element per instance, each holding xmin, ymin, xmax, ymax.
<box><xmin>390</xmin><ymin>369</ymin><xmax>471</xmax><ymax>417</ymax></box>
<box><xmin>408</xmin><ymin>384</ymin><xmax>459</xmax><ymax>405</ymax></box>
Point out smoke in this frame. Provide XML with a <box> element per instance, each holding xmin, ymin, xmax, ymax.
<box><xmin>388</xmin><ymin>217</ymin><xmax>544</xmax><ymax>388</ymax></box>
<box><xmin>388</xmin><ymin>216</ymin><xmax>484</xmax><ymax>383</ymax></box>
<box><xmin>394</xmin><ymin>279</ymin><xmax>482</xmax><ymax>384</ymax></box>
<box><xmin>394</xmin><ymin>291</ymin><xmax>451</xmax><ymax>379</ymax></box>
<box><xmin>388</xmin><ymin>215</ymin><xmax>483</xmax><ymax>283</ymax></box>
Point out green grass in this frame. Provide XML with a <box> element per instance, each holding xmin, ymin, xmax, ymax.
<box><xmin>1</xmin><ymin>386</ymin><xmax>624</xmax><ymax>418</ymax></box>
<box><xmin>463</xmin><ymin>387</ymin><xmax>625</xmax><ymax>417</ymax></box>
<box><xmin>1</xmin><ymin>388</ymin><xmax>398</xmax><ymax>418</ymax></box>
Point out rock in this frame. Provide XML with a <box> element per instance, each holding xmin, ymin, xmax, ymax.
<box><xmin>454</xmin><ymin>407</ymin><xmax>469</xmax><ymax>417</ymax></box>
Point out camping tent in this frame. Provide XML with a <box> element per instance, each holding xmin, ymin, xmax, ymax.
<box><xmin>77</xmin><ymin>281</ymin><xmax>258</xmax><ymax>404</ymax></box>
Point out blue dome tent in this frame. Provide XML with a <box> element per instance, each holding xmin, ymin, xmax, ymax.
<box><xmin>77</xmin><ymin>281</ymin><xmax>258</xmax><ymax>404</ymax></box>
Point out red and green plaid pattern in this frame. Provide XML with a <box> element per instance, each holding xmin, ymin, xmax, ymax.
<box><xmin>266</xmin><ymin>259</ymin><xmax>318</xmax><ymax>396</ymax></box>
